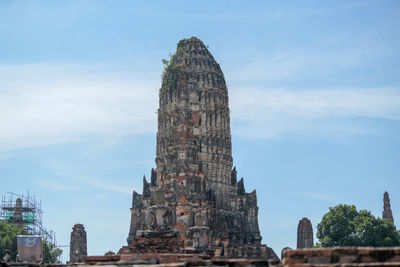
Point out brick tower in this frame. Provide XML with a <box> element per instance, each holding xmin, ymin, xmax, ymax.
<box><xmin>124</xmin><ymin>37</ymin><xmax>277</xmax><ymax>259</ymax></box>
<box><xmin>297</xmin><ymin>218</ymin><xmax>314</xmax><ymax>249</ymax></box>
<box><xmin>383</xmin><ymin>191</ymin><xmax>394</xmax><ymax>224</ymax></box>
<box><xmin>70</xmin><ymin>224</ymin><xmax>87</xmax><ymax>263</ymax></box>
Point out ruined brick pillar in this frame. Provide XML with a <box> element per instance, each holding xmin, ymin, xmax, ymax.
<box><xmin>383</xmin><ymin>191</ymin><xmax>394</xmax><ymax>224</ymax></box>
<box><xmin>70</xmin><ymin>224</ymin><xmax>87</xmax><ymax>263</ymax></box>
<box><xmin>297</xmin><ymin>218</ymin><xmax>313</xmax><ymax>249</ymax></box>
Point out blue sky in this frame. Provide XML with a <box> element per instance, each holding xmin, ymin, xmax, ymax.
<box><xmin>1</xmin><ymin>0</ymin><xmax>400</xmax><ymax>262</ymax></box>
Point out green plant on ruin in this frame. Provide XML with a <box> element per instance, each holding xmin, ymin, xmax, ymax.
<box><xmin>161</xmin><ymin>58</ymin><xmax>169</xmax><ymax>68</ymax></box>
<box><xmin>164</xmin><ymin>77</ymin><xmax>178</xmax><ymax>93</ymax></box>
<box><xmin>162</xmin><ymin>37</ymin><xmax>200</xmax><ymax>93</ymax></box>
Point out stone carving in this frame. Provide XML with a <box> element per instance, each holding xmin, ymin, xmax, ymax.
<box><xmin>297</xmin><ymin>218</ymin><xmax>313</xmax><ymax>249</ymax></box>
<box><xmin>145</xmin><ymin>205</ymin><xmax>173</xmax><ymax>231</ymax></box>
<box><xmin>70</xmin><ymin>224</ymin><xmax>87</xmax><ymax>263</ymax></box>
<box><xmin>187</xmin><ymin>212</ymin><xmax>210</xmax><ymax>250</ymax></box>
<box><xmin>383</xmin><ymin>191</ymin><xmax>394</xmax><ymax>224</ymax></box>
<box><xmin>125</xmin><ymin>37</ymin><xmax>276</xmax><ymax>259</ymax></box>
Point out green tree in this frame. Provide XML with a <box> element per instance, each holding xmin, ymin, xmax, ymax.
<box><xmin>0</xmin><ymin>221</ymin><xmax>62</xmax><ymax>263</ymax></box>
<box><xmin>42</xmin><ymin>240</ymin><xmax>62</xmax><ymax>263</ymax></box>
<box><xmin>317</xmin><ymin>204</ymin><xmax>400</xmax><ymax>247</ymax></box>
<box><xmin>0</xmin><ymin>220</ymin><xmax>26</xmax><ymax>261</ymax></box>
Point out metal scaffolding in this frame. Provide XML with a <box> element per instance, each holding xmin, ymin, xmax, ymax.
<box><xmin>0</xmin><ymin>192</ymin><xmax>56</xmax><ymax>245</ymax></box>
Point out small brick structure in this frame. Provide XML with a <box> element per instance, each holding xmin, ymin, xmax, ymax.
<box><xmin>297</xmin><ymin>218</ymin><xmax>314</xmax><ymax>249</ymax></box>
<box><xmin>383</xmin><ymin>191</ymin><xmax>394</xmax><ymax>224</ymax></box>
<box><xmin>69</xmin><ymin>224</ymin><xmax>87</xmax><ymax>263</ymax></box>
<box><xmin>282</xmin><ymin>247</ymin><xmax>400</xmax><ymax>266</ymax></box>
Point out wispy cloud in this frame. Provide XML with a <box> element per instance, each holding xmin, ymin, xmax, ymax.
<box><xmin>230</xmin><ymin>87</ymin><xmax>400</xmax><ymax>139</ymax></box>
<box><xmin>0</xmin><ymin>62</ymin><xmax>159</xmax><ymax>152</ymax></box>
<box><xmin>227</xmin><ymin>48</ymin><xmax>379</xmax><ymax>83</ymax></box>
<box><xmin>42</xmin><ymin>157</ymin><xmax>139</xmax><ymax>194</ymax></box>
<box><xmin>37</xmin><ymin>168</ymin><xmax>133</xmax><ymax>195</ymax></box>
<box><xmin>37</xmin><ymin>179</ymin><xmax>82</xmax><ymax>192</ymax></box>
<box><xmin>1</xmin><ymin>62</ymin><xmax>399</xmax><ymax>154</ymax></box>
<box><xmin>192</xmin><ymin>1</ymin><xmax>374</xmax><ymax>21</ymax></box>
<box><xmin>67</xmin><ymin>174</ymin><xmax>133</xmax><ymax>194</ymax></box>
<box><xmin>231</xmin><ymin>87</ymin><xmax>400</xmax><ymax>120</ymax></box>
<box><xmin>295</xmin><ymin>192</ymin><xmax>337</xmax><ymax>202</ymax></box>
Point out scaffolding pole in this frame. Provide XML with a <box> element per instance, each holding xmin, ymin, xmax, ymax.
<box><xmin>0</xmin><ymin>192</ymin><xmax>56</xmax><ymax>246</ymax></box>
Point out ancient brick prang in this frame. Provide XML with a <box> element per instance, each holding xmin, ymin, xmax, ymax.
<box><xmin>126</xmin><ymin>37</ymin><xmax>275</xmax><ymax>259</ymax></box>
<box><xmin>297</xmin><ymin>218</ymin><xmax>313</xmax><ymax>249</ymax></box>
<box><xmin>383</xmin><ymin>191</ymin><xmax>394</xmax><ymax>224</ymax></box>
<box><xmin>70</xmin><ymin>224</ymin><xmax>87</xmax><ymax>263</ymax></box>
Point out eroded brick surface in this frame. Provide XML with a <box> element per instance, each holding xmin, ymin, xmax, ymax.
<box><xmin>297</xmin><ymin>218</ymin><xmax>313</xmax><ymax>249</ymax></box>
<box><xmin>282</xmin><ymin>247</ymin><xmax>400</xmax><ymax>266</ymax></box>
<box><xmin>383</xmin><ymin>192</ymin><xmax>394</xmax><ymax>224</ymax></box>
<box><xmin>124</xmin><ymin>37</ymin><xmax>276</xmax><ymax>260</ymax></box>
<box><xmin>69</xmin><ymin>224</ymin><xmax>87</xmax><ymax>263</ymax></box>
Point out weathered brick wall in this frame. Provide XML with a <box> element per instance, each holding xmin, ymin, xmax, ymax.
<box><xmin>84</xmin><ymin>254</ymin><xmax>279</xmax><ymax>266</ymax></box>
<box><xmin>282</xmin><ymin>247</ymin><xmax>400</xmax><ymax>266</ymax></box>
<box><xmin>126</xmin><ymin>37</ymin><xmax>274</xmax><ymax>259</ymax></box>
<box><xmin>119</xmin><ymin>236</ymin><xmax>184</xmax><ymax>254</ymax></box>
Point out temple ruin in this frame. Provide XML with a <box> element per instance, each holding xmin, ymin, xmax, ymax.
<box><xmin>297</xmin><ymin>218</ymin><xmax>313</xmax><ymax>249</ymax></box>
<box><xmin>383</xmin><ymin>191</ymin><xmax>394</xmax><ymax>224</ymax></box>
<box><xmin>70</xmin><ymin>224</ymin><xmax>87</xmax><ymax>263</ymax></box>
<box><xmin>122</xmin><ymin>37</ymin><xmax>277</xmax><ymax>260</ymax></box>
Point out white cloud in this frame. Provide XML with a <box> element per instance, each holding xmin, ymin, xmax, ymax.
<box><xmin>37</xmin><ymin>179</ymin><xmax>83</xmax><ymax>192</ymax></box>
<box><xmin>295</xmin><ymin>192</ymin><xmax>337</xmax><ymax>202</ymax></box>
<box><xmin>66</xmin><ymin>174</ymin><xmax>133</xmax><ymax>194</ymax></box>
<box><xmin>37</xmin><ymin>167</ymin><xmax>133</xmax><ymax>195</ymax></box>
<box><xmin>0</xmin><ymin>62</ymin><xmax>159</xmax><ymax>152</ymax></box>
<box><xmin>230</xmin><ymin>87</ymin><xmax>400</xmax><ymax>139</ymax></box>
<box><xmin>194</xmin><ymin>1</ymin><xmax>373</xmax><ymax>21</ymax></box>
<box><xmin>0</xmin><ymin>62</ymin><xmax>399</xmax><ymax>154</ymax></box>
<box><xmin>226</xmin><ymin>48</ymin><xmax>375</xmax><ymax>83</ymax></box>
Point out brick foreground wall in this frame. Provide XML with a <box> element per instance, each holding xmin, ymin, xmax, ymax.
<box><xmin>4</xmin><ymin>247</ymin><xmax>400</xmax><ymax>267</ymax></box>
<box><xmin>4</xmin><ymin>258</ymin><xmax>279</xmax><ymax>267</ymax></box>
<box><xmin>282</xmin><ymin>247</ymin><xmax>400</xmax><ymax>266</ymax></box>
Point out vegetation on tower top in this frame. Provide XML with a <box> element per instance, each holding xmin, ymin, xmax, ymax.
<box><xmin>162</xmin><ymin>37</ymin><xmax>209</xmax><ymax>73</ymax></box>
<box><xmin>162</xmin><ymin>37</ymin><xmax>208</xmax><ymax>93</ymax></box>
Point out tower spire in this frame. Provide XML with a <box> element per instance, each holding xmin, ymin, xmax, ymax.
<box><xmin>156</xmin><ymin>36</ymin><xmax>232</xmax><ymax>207</ymax></box>
<box><xmin>383</xmin><ymin>191</ymin><xmax>394</xmax><ymax>224</ymax></box>
<box><xmin>297</xmin><ymin>218</ymin><xmax>314</xmax><ymax>249</ymax></box>
<box><xmin>125</xmin><ymin>37</ymin><xmax>277</xmax><ymax>260</ymax></box>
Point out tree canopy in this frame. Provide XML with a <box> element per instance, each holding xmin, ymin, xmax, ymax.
<box><xmin>0</xmin><ymin>220</ymin><xmax>62</xmax><ymax>263</ymax></box>
<box><xmin>0</xmin><ymin>220</ymin><xmax>25</xmax><ymax>261</ymax></box>
<box><xmin>42</xmin><ymin>239</ymin><xmax>63</xmax><ymax>263</ymax></box>
<box><xmin>317</xmin><ymin>204</ymin><xmax>400</xmax><ymax>247</ymax></box>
